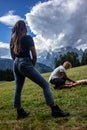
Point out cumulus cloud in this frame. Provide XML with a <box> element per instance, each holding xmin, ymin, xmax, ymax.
<box><xmin>26</xmin><ymin>0</ymin><xmax>87</xmax><ymax>51</ymax></box>
<box><xmin>0</xmin><ymin>42</ymin><xmax>10</xmax><ymax>58</ymax></box>
<box><xmin>0</xmin><ymin>42</ymin><xmax>9</xmax><ymax>48</ymax></box>
<box><xmin>0</xmin><ymin>11</ymin><xmax>23</xmax><ymax>26</ymax></box>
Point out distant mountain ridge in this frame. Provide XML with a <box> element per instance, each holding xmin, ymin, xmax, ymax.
<box><xmin>0</xmin><ymin>58</ymin><xmax>52</xmax><ymax>73</ymax></box>
<box><xmin>0</xmin><ymin>58</ymin><xmax>13</xmax><ymax>70</ymax></box>
<box><xmin>37</xmin><ymin>46</ymin><xmax>86</xmax><ymax>68</ymax></box>
<box><xmin>0</xmin><ymin>46</ymin><xmax>87</xmax><ymax>72</ymax></box>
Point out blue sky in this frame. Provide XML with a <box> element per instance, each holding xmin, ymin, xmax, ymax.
<box><xmin>0</xmin><ymin>0</ymin><xmax>45</xmax><ymax>42</ymax></box>
<box><xmin>0</xmin><ymin>0</ymin><xmax>87</xmax><ymax>58</ymax></box>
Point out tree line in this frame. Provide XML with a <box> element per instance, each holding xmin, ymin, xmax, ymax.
<box><xmin>0</xmin><ymin>69</ymin><xmax>14</xmax><ymax>81</ymax></box>
<box><xmin>55</xmin><ymin>51</ymin><xmax>87</xmax><ymax>68</ymax></box>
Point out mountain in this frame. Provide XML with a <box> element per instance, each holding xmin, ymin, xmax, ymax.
<box><xmin>35</xmin><ymin>63</ymin><xmax>53</xmax><ymax>73</ymax></box>
<box><xmin>0</xmin><ymin>58</ymin><xmax>52</xmax><ymax>73</ymax></box>
<box><xmin>0</xmin><ymin>58</ymin><xmax>13</xmax><ymax>70</ymax></box>
<box><xmin>0</xmin><ymin>46</ymin><xmax>86</xmax><ymax>72</ymax></box>
<box><xmin>37</xmin><ymin>46</ymin><xmax>84</xmax><ymax>68</ymax></box>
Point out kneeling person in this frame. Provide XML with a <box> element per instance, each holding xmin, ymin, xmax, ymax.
<box><xmin>49</xmin><ymin>61</ymin><xmax>75</xmax><ymax>89</ymax></box>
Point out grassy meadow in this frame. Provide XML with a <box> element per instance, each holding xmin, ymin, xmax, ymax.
<box><xmin>0</xmin><ymin>65</ymin><xmax>87</xmax><ymax>130</ymax></box>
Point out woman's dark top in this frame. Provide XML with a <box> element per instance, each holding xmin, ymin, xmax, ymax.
<box><xmin>10</xmin><ymin>35</ymin><xmax>34</xmax><ymax>60</ymax></box>
<box><xmin>16</xmin><ymin>35</ymin><xmax>34</xmax><ymax>58</ymax></box>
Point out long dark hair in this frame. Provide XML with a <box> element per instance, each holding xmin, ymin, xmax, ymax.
<box><xmin>11</xmin><ymin>20</ymin><xmax>27</xmax><ymax>54</ymax></box>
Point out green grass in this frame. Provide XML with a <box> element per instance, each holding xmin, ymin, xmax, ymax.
<box><xmin>0</xmin><ymin>65</ymin><xmax>87</xmax><ymax>130</ymax></box>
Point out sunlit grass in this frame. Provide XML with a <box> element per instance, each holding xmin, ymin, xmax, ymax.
<box><xmin>0</xmin><ymin>65</ymin><xmax>87</xmax><ymax>130</ymax></box>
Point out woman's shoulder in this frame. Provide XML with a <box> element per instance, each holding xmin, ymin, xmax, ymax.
<box><xmin>21</xmin><ymin>35</ymin><xmax>33</xmax><ymax>43</ymax></box>
<box><xmin>22</xmin><ymin>35</ymin><xmax>32</xmax><ymax>39</ymax></box>
<box><xmin>58</xmin><ymin>65</ymin><xmax>65</xmax><ymax>71</ymax></box>
<box><xmin>21</xmin><ymin>35</ymin><xmax>34</xmax><ymax>45</ymax></box>
<box><xmin>58</xmin><ymin>65</ymin><xmax>64</xmax><ymax>69</ymax></box>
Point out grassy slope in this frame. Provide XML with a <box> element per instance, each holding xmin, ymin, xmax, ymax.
<box><xmin>0</xmin><ymin>65</ymin><xmax>87</xmax><ymax>130</ymax></box>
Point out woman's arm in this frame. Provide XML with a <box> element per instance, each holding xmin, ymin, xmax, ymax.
<box><xmin>30</xmin><ymin>46</ymin><xmax>37</xmax><ymax>66</ymax></box>
<box><xmin>63</xmin><ymin>72</ymin><xmax>75</xmax><ymax>83</ymax></box>
<box><xmin>67</xmin><ymin>76</ymin><xmax>76</xmax><ymax>83</ymax></box>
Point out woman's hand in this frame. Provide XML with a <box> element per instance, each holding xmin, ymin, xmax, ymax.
<box><xmin>30</xmin><ymin>46</ymin><xmax>37</xmax><ymax>66</ymax></box>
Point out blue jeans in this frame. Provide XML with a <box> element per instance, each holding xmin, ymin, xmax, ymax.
<box><xmin>50</xmin><ymin>78</ymin><xmax>66</xmax><ymax>87</ymax></box>
<box><xmin>13</xmin><ymin>57</ymin><xmax>54</xmax><ymax>108</ymax></box>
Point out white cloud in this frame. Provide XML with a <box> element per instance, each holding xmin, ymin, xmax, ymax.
<box><xmin>0</xmin><ymin>42</ymin><xmax>9</xmax><ymax>48</ymax></box>
<box><xmin>0</xmin><ymin>42</ymin><xmax>10</xmax><ymax>58</ymax></box>
<box><xmin>0</xmin><ymin>11</ymin><xmax>23</xmax><ymax>26</ymax></box>
<box><xmin>77</xmin><ymin>43</ymin><xmax>87</xmax><ymax>51</ymax></box>
<box><xmin>34</xmin><ymin>35</ymin><xmax>53</xmax><ymax>51</ymax></box>
<box><xmin>26</xmin><ymin>0</ymin><xmax>87</xmax><ymax>51</ymax></box>
<box><xmin>0</xmin><ymin>0</ymin><xmax>87</xmax><ymax>59</ymax></box>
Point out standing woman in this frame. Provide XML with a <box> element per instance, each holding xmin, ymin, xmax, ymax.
<box><xmin>10</xmin><ymin>20</ymin><xmax>69</xmax><ymax>119</ymax></box>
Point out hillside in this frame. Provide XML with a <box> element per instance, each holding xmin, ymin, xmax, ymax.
<box><xmin>0</xmin><ymin>65</ymin><xmax>87</xmax><ymax>130</ymax></box>
<box><xmin>0</xmin><ymin>58</ymin><xmax>52</xmax><ymax>73</ymax></box>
